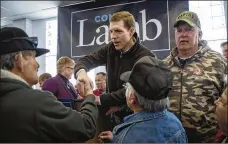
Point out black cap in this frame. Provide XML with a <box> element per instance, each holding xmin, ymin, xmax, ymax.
<box><xmin>0</xmin><ymin>27</ymin><xmax>49</xmax><ymax>57</ymax></box>
<box><xmin>120</xmin><ymin>56</ymin><xmax>172</xmax><ymax>100</ymax></box>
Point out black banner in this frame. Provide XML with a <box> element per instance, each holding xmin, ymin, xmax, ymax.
<box><xmin>58</xmin><ymin>0</ymin><xmax>188</xmax><ymax>60</ymax></box>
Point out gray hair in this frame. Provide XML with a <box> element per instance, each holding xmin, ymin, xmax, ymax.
<box><xmin>195</xmin><ymin>26</ymin><xmax>201</xmax><ymax>32</ymax></box>
<box><xmin>126</xmin><ymin>82</ymin><xmax>170</xmax><ymax>112</ymax></box>
<box><xmin>0</xmin><ymin>52</ymin><xmax>18</xmax><ymax>70</ymax></box>
<box><xmin>0</xmin><ymin>50</ymin><xmax>36</xmax><ymax>70</ymax></box>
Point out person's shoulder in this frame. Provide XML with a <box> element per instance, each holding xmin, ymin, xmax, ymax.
<box><xmin>163</xmin><ymin>55</ymin><xmax>172</xmax><ymax>62</ymax></box>
<box><xmin>162</xmin><ymin>55</ymin><xmax>173</xmax><ymax>67</ymax></box>
<box><xmin>28</xmin><ymin>88</ymin><xmax>55</xmax><ymax>99</ymax></box>
<box><xmin>166</xmin><ymin>110</ymin><xmax>181</xmax><ymax>121</ymax></box>
<box><xmin>137</xmin><ymin>44</ymin><xmax>156</xmax><ymax>57</ymax></box>
<box><xmin>138</xmin><ymin>44</ymin><xmax>151</xmax><ymax>52</ymax></box>
<box><xmin>43</xmin><ymin>75</ymin><xmax>58</xmax><ymax>86</ymax></box>
<box><xmin>207</xmin><ymin>48</ymin><xmax>224</xmax><ymax>57</ymax></box>
<box><xmin>204</xmin><ymin>48</ymin><xmax>226</xmax><ymax>64</ymax></box>
<box><xmin>19</xmin><ymin>88</ymin><xmax>56</xmax><ymax>106</ymax></box>
<box><xmin>46</xmin><ymin>75</ymin><xmax>58</xmax><ymax>82</ymax></box>
<box><xmin>100</xmin><ymin>42</ymin><xmax>114</xmax><ymax>51</ymax></box>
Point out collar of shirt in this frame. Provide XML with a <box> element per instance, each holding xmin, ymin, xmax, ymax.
<box><xmin>58</xmin><ymin>73</ymin><xmax>69</xmax><ymax>84</ymax></box>
<box><xmin>120</xmin><ymin>37</ymin><xmax>136</xmax><ymax>54</ymax></box>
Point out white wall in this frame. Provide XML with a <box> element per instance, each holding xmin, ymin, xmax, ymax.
<box><xmin>224</xmin><ymin>1</ymin><xmax>227</xmax><ymax>27</ymax></box>
<box><xmin>26</xmin><ymin>19</ymin><xmax>33</xmax><ymax>36</ymax></box>
<box><xmin>13</xmin><ymin>19</ymin><xmax>27</xmax><ymax>32</ymax></box>
<box><xmin>32</xmin><ymin>17</ymin><xmax>57</xmax><ymax>88</ymax></box>
<box><xmin>32</xmin><ymin>18</ymin><xmax>55</xmax><ymax>76</ymax></box>
<box><xmin>95</xmin><ymin>66</ymin><xmax>106</xmax><ymax>74</ymax></box>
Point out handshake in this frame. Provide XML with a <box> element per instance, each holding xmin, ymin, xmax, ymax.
<box><xmin>75</xmin><ymin>70</ymin><xmax>94</xmax><ymax>98</ymax></box>
<box><xmin>76</xmin><ymin>69</ymin><xmax>101</xmax><ymax>104</ymax></box>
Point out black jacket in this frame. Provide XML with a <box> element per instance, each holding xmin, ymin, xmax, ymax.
<box><xmin>75</xmin><ymin>33</ymin><xmax>156</xmax><ymax>107</ymax></box>
<box><xmin>0</xmin><ymin>70</ymin><xmax>98</xmax><ymax>142</ymax></box>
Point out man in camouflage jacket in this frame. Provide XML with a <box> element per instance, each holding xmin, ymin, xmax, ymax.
<box><xmin>164</xmin><ymin>11</ymin><xmax>227</xmax><ymax>142</ymax></box>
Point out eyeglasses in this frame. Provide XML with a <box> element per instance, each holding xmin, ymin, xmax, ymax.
<box><xmin>215</xmin><ymin>97</ymin><xmax>227</xmax><ymax>107</ymax></box>
<box><xmin>1</xmin><ymin>37</ymin><xmax>38</xmax><ymax>48</ymax></box>
<box><xmin>66</xmin><ymin>67</ymin><xmax>74</xmax><ymax>70</ymax></box>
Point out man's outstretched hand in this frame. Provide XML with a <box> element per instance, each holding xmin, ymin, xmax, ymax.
<box><xmin>76</xmin><ymin>79</ymin><xmax>93</xmax><ymax>98</ymax></box>
<box><xmin>76</xmin><ymin>70</ymin><xmax>94</xmax><ymax>89</ymax></box>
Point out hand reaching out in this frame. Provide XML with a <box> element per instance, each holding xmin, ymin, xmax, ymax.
<box><xmin>106</xmin><ymin>106</ymin><xmax>121</xmax><ymax>115</ymax></box>
<box><xmin>76</xmin><ymin>69</ymin><xmax>94</xmax><ymax>97</ymax></box>
<box><xmin>98</xmin><ymin>131</ymin><xmax>113</xmax><ymax>143</ymax></box>
<box><xmin>77</xmin><ymin>69</ymin><xmax>94</xmax><ymax>89</ymax></box>
<box><xmin>76</xmin><ymin>80</ymin><xmax>93</xmax><ymax>98</ymax></box>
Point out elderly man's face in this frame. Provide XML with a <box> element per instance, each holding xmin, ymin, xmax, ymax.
<box><xmin>222</xmin><ymin>44</ymin><xmax>228</xmax><ymax>59</ymax></box>
<box><xmin>175</xmin><ymin>23</ymin><xmax>201</xmax><ymax>51</ymax></box>
<box><xmin>215</xmin><ymin>88</ymin><xmax>228</xmax><ymax>136</ymax></box>
<box><xmin>62</xmin><ymin>62</ymin><xmax>75</xmax><ymax>79</ymax></box>
<box><xmin>19</xmin><ymin>51</ymin><xmax>39</xmax><ymax>86</ymax></box>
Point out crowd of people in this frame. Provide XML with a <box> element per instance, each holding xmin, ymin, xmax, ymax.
<box><xmin>0</xmin><ymin>10</ymin><xmax>227</xmax><ymax>143</ymax></box>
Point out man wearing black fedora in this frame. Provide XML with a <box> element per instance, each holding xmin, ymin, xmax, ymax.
<box><xmin>0</xmin><ymin>27</ymin><xmax>98</xmax><ymax>142</ymax></box>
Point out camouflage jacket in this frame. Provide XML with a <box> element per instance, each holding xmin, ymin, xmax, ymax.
<box><xmin>164</xmin><ymin>40</ymin><xmax>227</xmax><ymax>142</ymax></box>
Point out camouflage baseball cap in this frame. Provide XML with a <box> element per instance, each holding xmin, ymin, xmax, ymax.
<box><xmin>173</xmin><ymin>11</ymin><xmax>201</xmax><ymax>29</ymax></box>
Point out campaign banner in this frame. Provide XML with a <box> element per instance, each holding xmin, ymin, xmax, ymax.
<box><xmin>58</xmin><ymin>0</ymin><xmax>188</xmax><ymax>59</ymax></box>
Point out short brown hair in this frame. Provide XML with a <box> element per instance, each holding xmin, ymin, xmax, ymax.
<box><xmin>57</xmin><ymin>56</ymin><xmax>75</xmax><ymax>73</ymax></box>
<box><xmin>39</xmin><ymin>73</ymin><xmax>52</xmax><ymax>82</ymax></box>
<box><xmin>110</xmin><ymin>11</ymin><xmax>135</xmax><ymax>30</ymax></box>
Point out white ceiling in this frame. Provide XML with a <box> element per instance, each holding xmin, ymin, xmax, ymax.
<box><xmin>1</xmin><ymin>0</ymin><xmax>94</xmax><ymax>26</ymax></box>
